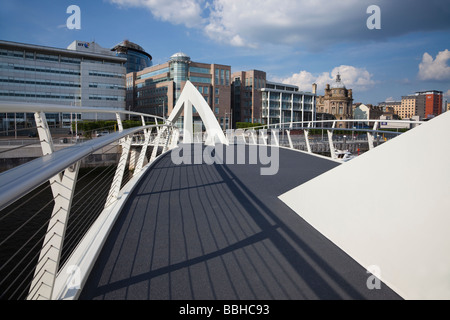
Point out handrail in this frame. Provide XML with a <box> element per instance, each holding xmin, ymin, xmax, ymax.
<box><xmin>0</xmin><ymin>101</ymin><xmax>179</xmax><ymax>300</ymax></box>
<box><xmin>0</xmin><ymin>123</ymin><xmax>166</xmax><ymax>212</ymax></box>
<box><xmin>240</xmin><ymin>119</ymin><xmax>424</xmax><ymax>131</ymax></box>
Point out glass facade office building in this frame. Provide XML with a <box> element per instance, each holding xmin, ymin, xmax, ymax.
<box><xmin>0</xmin><ymin>40</ymin><xmax>126</xmax><ymax>133</ymax></box>
<box><xmin>127</xmin><ymin>52</ymin><xmax>232</xmax><ymax>129</ymax></box>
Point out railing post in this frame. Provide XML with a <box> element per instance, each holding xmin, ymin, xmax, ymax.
<box><xmin>241</xmin><ymin>130</ymin><xmax>247</xmax><ymax>144</ymax></box>
<box><xmin>115</xmin><ymin>113</ymin><xmax>123</xmax><ymax>132</ymax></box>
<box><xmin>304</xmin><ymin>122</ymin><xmax>312</xmax><ymax>153</ymax></box>
<box><xmin>135</xmin><ymin>128</ymin><xmax>152</xmax><ymax>173</ymax></box>
<box><xmin>260</xmin><ymin>129</ymin><xmax>268</xmax><ymax>145</ymax></box>
<box><xmin>162</xmin><ymin>126</ymin><xmax>171</xmax><ymax>154</ymax></box>
<box><xmin>34</xmin><ymin>112</ymin><xmax>54</xmax><ymax>156</ymax></box>
<box><xmin>271</xmin><ymin>129</ymin><xmax>279</xmax><ymax>146</ymax></box>
<box><xmin>169</xmin><ymin>127</ymin><xmax>180</xmax><ymax>150</ymax></box>
<box><xmin>105</xmin><ymin>135</ymin><xmax>132</xmax><ymax>208</ymax></box>
<box><xmin>250</xmin><ymin>130</ymin><xmax>257</xmax><ymax>145</ymax></box>
<box><xmin>328</xmin><ymin>121</ymin><xmax>337</xmax><ymax>159</ymax></box>
<box><xmin>367</xmin><ymin>121</ymin><xmax>378</xmax><ymax>150</ymax></box>
<box><xmin>286</xmin><ymin>130</ymin><xmax>294</xmax><ymax>149</ymax></box>
<box><xmin>28</xmin><ymin>161</ymin><xmax>81</xmax><ymax>300</ymax></box>
<box><xmin>28</xmin><ymin>112</ymin><xmax>81</xmax><ymax>300</ymax></box>
<box><xmin>150</xmin><ymin>125</ymin><xmax>167</xmax><ymax>163</ymax></box>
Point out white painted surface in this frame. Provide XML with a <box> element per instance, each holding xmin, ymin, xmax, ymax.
<box><xmin>279</xmin><ymin>111</ymin><xmax>450</xmax><ymax>300</ymax></box>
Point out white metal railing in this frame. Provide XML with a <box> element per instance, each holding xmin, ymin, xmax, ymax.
<box><xmin>231</xmin><ymin>119</ymin><xmax>424</xmax><ymax>160</ymax></box>
<box><xmin>0</xmin><ymin>101</ymin><xmax>179</xmax><ymax>300</ymax></box>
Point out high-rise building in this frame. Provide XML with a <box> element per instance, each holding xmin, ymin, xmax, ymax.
<box><xmin>0</xmin><ymin>40</ymin><xmax>126</xmax><ymax>131</ymax></box>
<box><xmin>316</xmin><ymin>74</ymin><xmax>353</xmax><ymax>128</ymax></box>
<box><xmin>111</xmin><ymin>40</ymin><xmax>152</xmax><ymax>73</ymax></box>
<box><xmin>127</xmin><ymin>52</ymin><xmax>231</xmax><ymax>128</ymax></box>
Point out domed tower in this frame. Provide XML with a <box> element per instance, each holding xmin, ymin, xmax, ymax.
<box><xmin>317</xmin><ymin>73</ymin><xmax>354</xmax><ymax>128</ymax></box>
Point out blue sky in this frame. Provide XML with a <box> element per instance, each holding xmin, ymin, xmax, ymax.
<box><xmin>1</xmin><ymin>0</ymin><xmax>449</xmax><ymax>105</ymax></box>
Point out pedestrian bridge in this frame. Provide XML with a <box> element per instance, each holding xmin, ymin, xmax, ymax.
<box><xmin>0</xmin><ymin>84</ymin><xmax>449</xmax><ymax>300</ymax></box>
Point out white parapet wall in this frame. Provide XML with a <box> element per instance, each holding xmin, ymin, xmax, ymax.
<box><xmin>279</xmin><ymin>111</ymin><xmax>450</xmax><ymax>300</ymax></box>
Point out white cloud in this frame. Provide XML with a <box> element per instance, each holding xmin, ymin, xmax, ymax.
<box><xmin>418</xmin><ymin>49</ymin><xmax>450</xmax><ymax>81</ymax></box>
<box><xmin>445</xmin><ymin>89</ymin><xmax>450</xmax><ymax>98</ymax></box>
<box><xmin>108</xmin><ymin>0</ymin><xmax>205</xmax><ymax>28</ymax></box>
<box><xmin>204</xmin><ymin>0</ymin><xmax>367</xmax><ymax>48</ymax></box>
<box><xmin>108</xmin><ymin>0</ymin><xmax>450</xmax><ymax>50</ymax></box>
<box><xmin>277</xmin><ymin>65</ymin><xmax>375</xmax><ymax>92</ymax></box>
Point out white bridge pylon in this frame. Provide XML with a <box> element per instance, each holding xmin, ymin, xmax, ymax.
<box><xmin>166</xmin><ymin>81</ymin><xmax>229</xmax><ymax>146</ymax></box>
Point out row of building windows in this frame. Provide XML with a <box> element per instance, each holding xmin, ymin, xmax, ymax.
<box><xmin>89</xmin><ymin>94</ymin><xmax>125</xmax><ymax>101</ymax></box>
<box><xmin>0</xmin><ymin>49</ymin><xmax>108</xmax><ymax>66</ymax></box>
<box><xmin>0</xmin><ymin>90</ymin><xmax>81</xmax><ymax>100</ymax></box>
<box><xmin>0</xmin><ymin>62</ymin><xmax>80</xmax><ymax>76</ymax></box>
<box><xmin>189</xmin><ymin>76</ymin><xmax>211</xmax><ymax>84</ymax></box>
<box><xmin>89</xmin><ymin>70</ymin><xmax>125</xmax><ymax>79</ymax></box>
<box><xmin>136</xmin><ymin>96</ymin><xmax>167</xmax><ymax>107</ymax></box>
<box><xmin>89</xmin><ymin>82</ymin><xmax>125</xmax><ymax>90</ymax></box>
<box><xmin>0</xmin><ymin>77</ymin><xmax>80</xmax><ymax>88</ymax></box>
<box><xmin>190</xmin><ymin>66</ymin><xmax>210</xmax><ymax>74</ymax></box>
<box><xmin>137</xmin><ymin>67</ymin><xmax>170</xmax><ymax>80</ymax></box>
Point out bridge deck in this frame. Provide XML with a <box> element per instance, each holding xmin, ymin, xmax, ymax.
<box><xmin>80</xmin><ymin>145</ymin><xmax>401</xmax><ymax>300</ymax></box>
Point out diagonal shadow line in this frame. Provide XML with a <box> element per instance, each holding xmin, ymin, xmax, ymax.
<box><xmin>87</xmin><ymin>226</ymin><xmax>279</xmax><ymax>297</ymax></box>
<box><xmin>213</xmin><ymin>161</ymin><xmax>368</xmax><ymax>300</ymax></box>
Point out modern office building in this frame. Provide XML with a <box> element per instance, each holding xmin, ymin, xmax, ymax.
<box><xmin>111</xmin><ymin>40</ymin><xmax>152</xmax><ymax>73</ymax></box>
<box><xmin>231</xmin><ymin>70</ymin><xmax>316</xmax><ymax>127</ymax></box>
<box><xmin>0</xmin><ymin>40</ymin><xmax>127</xmax><ymax>132</ymax></box>
<box><xmin>260</xmin><ymin>81</ymin><xmax>316</xmax><ymax>126</ymax></box>
<box><xmin>127</xmin><ymin>52</ymin><xmax>232</xmax><ymax>128</ymax></box>
<box><xmin>316</xmin><ymin>74</ymin><xmax>353</xmax><ymax>128</ymax></box>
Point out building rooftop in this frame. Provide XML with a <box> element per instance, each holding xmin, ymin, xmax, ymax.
<box><xmin>0</xmin><ymin>40</ymin><xmax>126</xmax><ymax>63</ymax></box>
<box><xmin>170</xmin><ymin>52</ymin><xmax>191</xmax><ymax>62</ymax></box>
<box><xmin>111</xmin><ymin>40</ymin><xmax>152</xmax><ymax>60</ymax></box>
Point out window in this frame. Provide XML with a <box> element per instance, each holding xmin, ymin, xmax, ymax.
<box><xmin>215</xmin><ymin>97</ymin><xmax>219</xmax><ymax>105</ymax></box>
<box><xmin>215</xmin><ymin>88</ymin><xmax>219</xmax><ymax>95</ymax></box>
<box><xmin>189</xmin><ymin>76</ymin><xmax>211</xmax><ymax>84</ymax></box>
